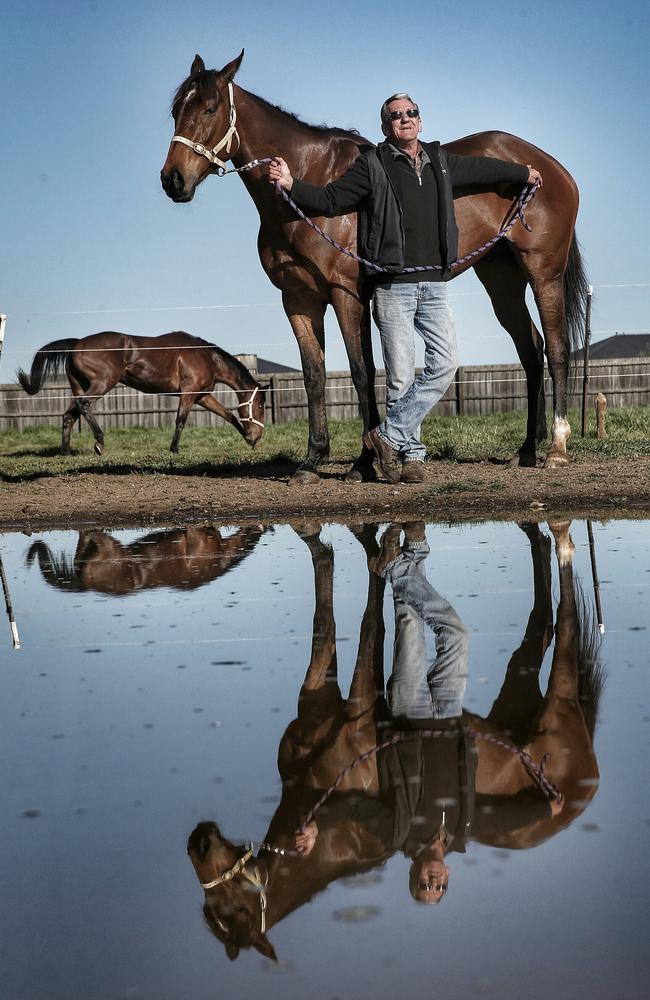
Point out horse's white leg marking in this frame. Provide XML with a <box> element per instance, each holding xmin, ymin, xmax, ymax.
<box><xmin>544</xmin><ymin>415</ymin><xmax>572</xmax><ymax>468</ymax></box>
<box><xmin>549</xmin><ymin>520</ymin><xmax>575</xmax><ymax>567</ymax></box>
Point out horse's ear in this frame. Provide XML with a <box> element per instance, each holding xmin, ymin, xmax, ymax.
<box><xmin>219</xmin><ymin>49</ymin><xmax>244</xmax><ymax>83</ymax></box>
<box><xmin>224</xmin><ymin>941</ymin><xmax>240</xmax><ymax>961</ymax></box>
<box><xmin>191</xmin><ymin>54</ymin><xmax>205</xmax><ymax>76</ymax></box>
<box><xmin>254</xmin><ymin>934</ymin><xmax>277</xmax><ymax>963</ymax></box>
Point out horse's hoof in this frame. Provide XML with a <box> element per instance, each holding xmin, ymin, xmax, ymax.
<box><xmin>290</xmin><ymin>468</ymin><xmax>320</xmax><ymax>486</ymax></box>
<box><xmin>292</xmin><ymin>519</ymin><xmax>323</xmax><ymax>539</ymax></box>
<box><xmin>513</xmin><ymin>450</ymin><xmax>537</xmax><ymax>468</ymax></box>
<box><xmin>543</xmin><ymin>451</ymin><xmax>570</xmax><ymax>469</ymax></box>
<box><xmin>94</xmin><ymin>442</ymin><xmax>104</xmax><ymax>456</ymax></box>
<box><xmin>345</xmin><ymin>464</ymin><xmax>377</xmax><ymax>483</ymax></box>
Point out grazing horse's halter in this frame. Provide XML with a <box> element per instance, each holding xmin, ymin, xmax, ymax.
<box><xmin>200</xmin><ymin>843</ymin><xmax>269</xmax><ymax>934</ymax></box>
<box><xmin>236</xmin><ymin>385</ymin><xmax>264</xmax><ymax>429</ymax></box>
<box><xmin>171</xmin><ymin>82</ymin><xmax>240</xmax><ymax>176</ymax></box>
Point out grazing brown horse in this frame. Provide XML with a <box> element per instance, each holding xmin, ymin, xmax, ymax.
<box><xmin>187</xmin><ymin>521</ymin><xmax>602</xmax><ymax>960</ymax></box>
<box><xmin>161</xmin><ymin>52</ymin><xmax>589</xmax><ymax>482</ymax></box>
<box><xmin>26</xmin><ymin>524</ymin><xmax>266</xmax><ymax>595</ymax></box>
<box><xmin>17</xmin><ymin>331</ymin><xmax>267</xmax><ymax>455</ymax></box>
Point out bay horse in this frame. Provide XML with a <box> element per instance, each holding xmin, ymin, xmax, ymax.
<box><xmin>187</xmin><ymin>520</ymin><xmax>602</xmax><ymax>961</ymax></box>
<box><xmin>25</xmin><ymin>524</ymin><xmax>266</xmax><ymax>596</ymax></box>
<box><xmin>161</xmin><ymin>51</ymin><xmax>589</xmax><ymax>484</ymax></box>
<box><xmin>17</xmin><ymin>331</ymin><xmax>267</xmax><ymax>455</ymax></box>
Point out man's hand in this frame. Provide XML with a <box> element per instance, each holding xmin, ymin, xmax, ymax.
<box><xmin>268</xmin><ymin>157</ymin><xmax>294</xmax><ymax>191</ymax></box>
<box><xmin>294</xmin><ymin>821</ymin><xmax>318</xmax><ymax>856</ymax></box>
<box><xmin>526</xmin><ymin>165</ymin><xmax>543</xmax><ymax>187</ymax></box>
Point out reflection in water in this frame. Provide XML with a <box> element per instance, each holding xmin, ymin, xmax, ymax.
<box><xmin>25</xmin><ymin>525</ymin><xmax>266</xmax><ymax>594</ymax></box>
<box><xmin>187</xmin><ymin>520</ymin><xmax>603</xmax><ymax>961</ymax></box>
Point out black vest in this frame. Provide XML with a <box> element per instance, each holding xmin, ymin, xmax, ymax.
<box><xmin>359</xmin><ymin>140</ymin><xmax>459</xmax><ymax>279</ymax></box>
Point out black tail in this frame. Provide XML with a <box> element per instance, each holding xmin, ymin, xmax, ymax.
<box><xmin>25</xmin><ymin>541</ymin><xmax>77</xmax><ymax>590</ymax></box>
<box><xmin>16</xmin><ymin>338</ymin><xmax>78</xmax><ymax>395</ymax></box>
<box><xmin>563</xmin><ymin>234</ymin><xmax>590</xmax><ymax>352</ymax></box>
<box><xmin>575</xmin><ymin>581</ymin><xmax>605</xmax><ymax>740</ymax></box>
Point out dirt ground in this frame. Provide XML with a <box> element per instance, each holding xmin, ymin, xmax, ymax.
<box><xmin>1</xmin><ymin>456</ymin><xmax>649</xmax><ymax>531</ymax></box>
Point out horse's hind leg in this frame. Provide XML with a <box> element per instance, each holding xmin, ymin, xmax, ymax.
<box><xmin>474</xmin><ymin>244</ymin><xmax>546</xmax><ymax>466</ymax></box>
<box><xmin>331</xmin><ymin>290</ymin><xmax>379</xmax><ymax>482</ymax></box>
<box><xmin>170</xmin><ymin>393</ymin><xmax>197</xmax><ymax>453</ymax></box>
<box><xmin>522</xmin><ymin>253</ymin><xmax>575</xmax><ymax>468</ymax></box>
<box><xmin>534</xmin><ymin>276</ymin><xmax>573</xmax><ymax>468</ymax></box>
<box><xmin>486</xmin><ymin>523</ymin><xmax>553</xmax><ymax>743</ymax></box>
<box><xmin>283</xmin><ymin>294</ymin><xmax>330</xmax><ymax>485</ymax></box>
<box><xmin>61</xmin><ymin>398</ymin><xmax>82</xmax><ymax>454</ymax></box>
<box><xmin>77</xmin><ymin>395</ymin><xmax>106</xmax><ymax>455</ymax></box>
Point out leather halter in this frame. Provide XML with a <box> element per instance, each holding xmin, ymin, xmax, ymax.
<box><xmin>200</xmin><ymin>844</ymin><xmax>269</xmax><ymax>934</ymax></box>
<box><xmin>171</xmin><ymin>82</ymin><xmax>240</xmax><ymax>176</ymax></box>
<box><xmin>236</xmin><ymin>385</ymin><xmax>264</xmax><ymax>429</ymax></box>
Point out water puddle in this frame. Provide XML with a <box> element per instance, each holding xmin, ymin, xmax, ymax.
<box><xmin>1</xmin><ymin>519</ymin><xmax>647</xmax><ymax>999</ymax></box>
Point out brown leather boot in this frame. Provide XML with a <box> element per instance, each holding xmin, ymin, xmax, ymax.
<box><xmin>401</xmin><ymin>462</ymin><xmax>425</xmax><ymax>483</ymax></box>
<box><xmin>363</xmin><ymin>428</ymin><xmax>402</xmax><ymax>484</ymax></box>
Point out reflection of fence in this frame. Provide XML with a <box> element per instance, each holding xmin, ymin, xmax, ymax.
<box><xmin>1</xmin><ymin>357</ymin><xmax>648</xmax><ymax>431</ymax></box>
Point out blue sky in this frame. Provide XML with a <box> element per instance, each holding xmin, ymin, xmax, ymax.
<box><xmin>1</xmin><ymin>0</ymin><xmax>648</xmax><ymax>381</ymax></box>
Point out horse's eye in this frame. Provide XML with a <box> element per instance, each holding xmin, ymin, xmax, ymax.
<box><xmin>204</xmin><ymin>106</ymin><xmax>217</xmax><ymax>116</ymax></box>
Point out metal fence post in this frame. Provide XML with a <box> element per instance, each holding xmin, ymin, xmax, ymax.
<box><xmin>581</xmin><ymin>286</ymin><xmax>593</xmax><ymax>437</ymax></box>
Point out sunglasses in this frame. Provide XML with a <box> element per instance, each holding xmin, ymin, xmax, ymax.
<box><xmin>386</xmin><ymin>108</ymin><xmax>420</xmax><ymax>121</ymax></box>
<box><xmin>419</xmin><ymin>880</ymin><xmax>447</xmax><ymax>894</ymax></box>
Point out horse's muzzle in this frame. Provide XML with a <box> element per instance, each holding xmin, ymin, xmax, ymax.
<box><xmin>188</xmin><ymin>821</ymin><xmax>221</xmax><ymax>859</ymax></box>
<box><xmin>160</xmin><ymin>167</ymin><xmax>195</xmax><ymax>203</ymax></box>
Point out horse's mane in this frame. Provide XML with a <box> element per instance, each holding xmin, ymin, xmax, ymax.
<box><xmin>172</xmin><ymin>71</ymin><xmax>363</xmax><ymax>142</ymax></box>
<box><xmin>246</xmin><ymin>90</ymin><xmax>363</xmax><ymax>140</ymax></box>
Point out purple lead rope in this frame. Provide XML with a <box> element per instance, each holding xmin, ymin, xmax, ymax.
<box><xmin>227</xmin><ymin>156</ymin><xmax>540</xmax><ymax>274</ymax></box>
<box><xmin>298</xmin><ymin>726</ymin><xmax>561</xmax><ymax>839</ymax></box>
<box><xmin>253</xmin><ymin>727</ymin><xmax>560</xmax><ymax>858</ymax></box>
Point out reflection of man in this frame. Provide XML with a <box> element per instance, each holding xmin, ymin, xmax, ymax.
<box><xmin>295</xmin><ymin>524</ymin><xmax>561</xmax><ymax>903</ymax></box>
<box><xmin>379</xmin><ymin>522</ymin><xmax>468</xmax><ymax>722</ymax></box>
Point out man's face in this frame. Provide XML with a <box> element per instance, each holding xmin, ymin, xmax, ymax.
<box><xmin>382</xmin><ymin>97</ymin><xmax>421</xmax><ymax>148</ymax></box>
<box><xmin>412</xmin><ymin>856</ymin><xmax>449</xmax><ymax>904</ymax></box>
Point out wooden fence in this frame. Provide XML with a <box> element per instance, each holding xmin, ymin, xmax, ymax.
<box><xmin>1</xmin><ymin>358</ymin><xmax>648</xmax><ymax>432</ymax></box>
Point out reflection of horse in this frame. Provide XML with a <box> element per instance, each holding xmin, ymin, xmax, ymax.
<box><xmin>26</xmin><ymin>525</ymin><xmax>266</xmax><ymax>595</ymax></box>
<box><xmin>469</xmin><ymin>521</ymin><xmax>602</xmax><ymax>849</ymax></box>
<box><xmin>161</xmin><ymin>52</ymin><xmax>588</xmax><ymax>481</ymax></box>
<box><xmin>17</xmin><ymin>331</ymin><xmax>266</xmax><ymax>455</ymax></box>
<box><xmin>187</xmin><ymin>521</ymin><xmax>602</xmax><ymax>960</ymax></box>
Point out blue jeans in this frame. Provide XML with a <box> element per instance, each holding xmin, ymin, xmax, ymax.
<box><xmin>372</xmin><ymin>282</ymin><xmax>458</xmax><ymax>463</ymax></box>
<box><xmin>383</xmin><ymin>541</ymin><xmax>468</xmax><ymax>720</ymax></box>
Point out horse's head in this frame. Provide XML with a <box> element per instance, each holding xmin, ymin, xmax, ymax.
<box><xmin>187</xmin><ymin>821</ymin><xmax>277</xmax><ymax>963</ymax></box>
<box><xmin>161</xmin><ymin>51</ymin><xmax>244</xmax><ymax>203</ymax></box>
<box><xmin>235</xmin><ymin>381</ymin><xmax>267</xmax><ymax>447</ymax></box>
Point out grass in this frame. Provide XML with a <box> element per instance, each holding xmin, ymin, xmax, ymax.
<box><xmin>1</xmin><ymin>406</ymin><xmax>649</xmax><ymax>481</ymax></box>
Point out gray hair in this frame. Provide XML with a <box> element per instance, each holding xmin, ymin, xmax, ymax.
<box><xmin>380</xmin><ymin>92</ymin><xmax>418</xmax><ymax>122</ymax></box>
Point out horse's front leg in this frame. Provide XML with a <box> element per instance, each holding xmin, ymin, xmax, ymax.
<box><xmin>331</xmin><ymin>289</ymin><xmax>378</xmax><ymax>482</ymax></box>
<box><xmin>283</xmin><ymin>295</ymin><xmax>329</xmax><ymax>485</ymax></box>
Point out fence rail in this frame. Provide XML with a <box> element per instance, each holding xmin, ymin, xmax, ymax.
<box><xmin>1</xmin><ymin>358</ymin><xmax>648</xmax><ymax>432</ymax></box>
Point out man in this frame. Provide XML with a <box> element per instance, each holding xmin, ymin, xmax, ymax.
<box><xmin>269</xmin><ymin>94</ymin><xmax>542</xmax><ymax>484</ymax></box>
